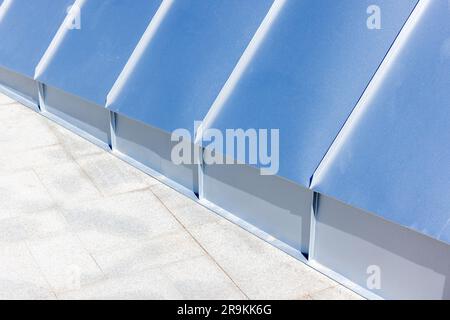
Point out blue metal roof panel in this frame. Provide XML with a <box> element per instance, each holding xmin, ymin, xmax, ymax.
<box><xmin>311</xmin><ymin>0</ymin><xmax>450</xmax><ymax>244</ymax></box>
<box><xmin>200</xmin><ymin>0</ymin><xmax>418</xmax><ymax>187</ymax></box>
<box><xmin>0</xmin><ymin>0</ymin><xmax>74</xmax><ymax>78</ymax></box>
<box><xmin>106</xmin><ymin>0</ymin><xmax>274</xmax><ymax>134</ymax></box>
<box><xmin>36</xmin><ymin>0</ymin><xmax>162</xmax><ymax>106</ymax></box>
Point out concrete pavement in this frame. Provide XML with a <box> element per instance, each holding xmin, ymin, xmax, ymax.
<box><xmin>0</xmin><ymin>93</ymin><xmax>362</xmax><ymax>300</ymax></box>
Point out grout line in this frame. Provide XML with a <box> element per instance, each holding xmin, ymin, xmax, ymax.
<box><xmin>55</xmin><ymin>250</ymin><xmax>206</xmax><ymax>299</ymax></box>
<box><xmin>150</xmin><ymin>190</ymin><xmax>251</xmax><ymax>300</ymax></box>
<box><xmin>72</xmin><ymin>230</ymin><xmax>106</xmax><ymax>277</ymax></box>
<box><xmin>88</xmin><ymin>253</ymin><xmax>106</xmax><ymax>277</ymax></box>
<box><xmin>43</xmin><ymin>113</ymin><xmax>158</xmax><ymax>199</ymax></box>
<box><xmin>23</xmin><ymin>240</ymin><xmax>59</xmax><ymax>299</ymax></box>
<box><xmin>1</xmin><ymin>93</ymin><xmax>363</xmax><ymax>300</ymax></box>
<box><xmin>45</xmin><ymin>122</ymin><xmax>106</xmax><ymax>198</ymax></box>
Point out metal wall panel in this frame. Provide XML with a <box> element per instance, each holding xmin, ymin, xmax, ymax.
<box><xmin>0</xmin><ymin>0</ymin><xmax>74</xmax><ymax>78</ymax></box>
<box><xmin>43</xmin><ymin>85</ymin><xmax>111</xmax><ymax>147</ymax></box>
<box><xmin>203</xmin><ymin>161</ymin><xmax>312</xmax><ymax>253</ymax></box>
<box><xmin>201</xmin><ymin>0</ymin><xmax>417</xmax><ymax>187</ymax></box>
<box><xmin>107</xmin><ymin>0</ymin><xmax>274</xmax><ymax>135</ymax></box>
<box><xmin>36</xmin><ymin>0</ymin><xmax>162</xmax><ymax>106</ymax></box>
<box><xmin>0</xmin><ymin>67</ymin><xmax>37</xmax><ymax>103</ymax></box>
<box><xmin>114</xmin><ymin>115</ymin><xmax>199</xmax><ymax>192</ymax></box>
<box><xmin>312</xmin><ymin>0</ymin><xmax>450</xmax><ymax>244</ymax></box>
<box><xmin>312</xmin><ymin>195</ymin><xmax>450</xmax><ymax>299</ymax></box>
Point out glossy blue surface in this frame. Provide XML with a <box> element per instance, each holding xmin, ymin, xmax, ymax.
<box><xmin>312</xmin><ymin>0</ymin><xmax>450</xmax><ymax>244</ymax></box>
<box><xmin>202</xmin><ymin>0</ymin><xmax>417</xmax><ymax>187</ymax></box>
<box><xmin>37</xmin><ymin>0</ymin><xmax>162</xmax><ymax>106</ymax></box>
<box><xmin>107</xmin><ymin>0</ymin><xmax>274</xmax><ymax>134</ymax></box>
<box><xmin>0</xmin><ymin>0</ymin><xmax>74</xmax><ymax>78</ymax></box>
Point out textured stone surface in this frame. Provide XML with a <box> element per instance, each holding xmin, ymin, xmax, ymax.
<box><xmin>0</xmin><ymin>95</ymin><xmax>362</xmax><ymax>300</ymax></box>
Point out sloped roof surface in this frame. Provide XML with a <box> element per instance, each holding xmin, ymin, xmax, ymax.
<box><xmin>201</xmin><ymin>0</ymin><xmax>417</xmax><ymax>187</ymax></box>
<box><xmin>106</xmin><ymin>0</ymin><xmax>274</xmax><ymax>134</ymax></box>
<box><xmin>312</xmin><ymin>0</ymin><xmax>450</xmax><ymax>244</ymax></box>
<box><xmin>0</xmin><ymin>0</ymin><xmax>74</xmax><ymax>77</ymax></box>
<box><xmin>1</xmin><ymin>0</ymin><xmax>447</xmax><ymax>246</ymax></box>
<box><xmin>36</xmin><ymin>0</ymin><xmax>162</xmax><ymax>106</ymax></box>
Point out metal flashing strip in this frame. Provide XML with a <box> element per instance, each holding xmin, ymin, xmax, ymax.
<box><xmin>37</xmin><ymin>82</ymin><xmax>46</xmax><ymax>112</ymax></box>
<box><xmin>307</xmin><ymin>260</ymin><xmax>383</xmax><ymax>300</ymax></box>
<box><xmin>111</xmin><ymin>148</ymin><xmax>198</xmax><ymax>202</ymax></box>
<box><xmin>0</xmin><ymin>82</ymin><xmax>38</xmax><ymax>111</ymax></box>
<box><xmin>38</xmin><ymin>89</ymin><xmax>111</xmax><ymax>152</ymax></box>
<box><xmin>307</xmin><ymin>192</ymin><xmax>319</xmax><ymax>261</ymax></box>
<box><xmin>40</xmin><ymin>110</ymin><xmax>111</xmax><ymax>152</ymax></box>
<box><xmin>198</xmin><ymin>197</ymin><xmax>307</xmax><ymax>263</ymax></box>
<box><xmin>108</xmin><ymin>111</ymin><xmax>117</xmax><ymax>151</ymax></box>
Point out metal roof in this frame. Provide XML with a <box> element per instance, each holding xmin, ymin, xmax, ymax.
<box><xmin>0</xmin><ymin>0</ymin><xmax>449</xmax><ymax>300</ymax></box>
<box><xmin>0</xmin><ymin>0</ymin><xmax>74</xmax><ymax>78</ymax></box>
<box><xmin>199</xmin><ymin>0</ymin><xmax>418</xmax><ymax>187</ymax></box>
<box><xmin>106</xmin><ymin>0</ymin><xmax>274</xmax><ymax>135</ymax></box>
<box><xmin>311</xmin><ymin>0</ymin><xmax>450</xmax><ymax>244</ymax></box>
<box><xmin>35</xmin><ymin>0</ymin><xmax>162</xmax><ymax>106</ymax></box>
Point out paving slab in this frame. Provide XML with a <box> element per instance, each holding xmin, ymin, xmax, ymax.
<box><xmin>34</xmin><ymin>162</ymin><xmax>103</xmax><ymax>204</ymax></box>
<box><xmin>190</xmin><ymin>220</ymin><xmax>340</xmax><ymax>300</ymax></box>
<box><xmin>160</xmin><ymin>200</ymin><xmax>223</xmax><ymax>229</ymax></box>
<box><xmin>160</xmin><ymin>256</ymin><xmax>247</xmax><ymax>300</ymax></box>
<box><xmin>47</xmin><ymin>121</ymin><xmax>104</xmax><ymax>160</ymax></box>
<box><xmin>151</xmin><ymin>183</ymin><xmax>198</xmax><ymax>210</ymax></box>
<box><xmin>0</xmin><ymin>215</ymin><xmax>29</xmax><ymax>246</ymax></box>
<box><xmin>0</xmin><ymin>171</ymin><xmax>55</xmax><ymax>220</ymax></box>
<box><xmin>22</xmin><ymin>209</ymin><xmax>71</xmax><ymax>240</ymax></box>
<box><xmin>0</xmin><ymin>209</ymin><xmax>70</xmax><ymax>247</ymax></box>
<box><xmin>309</xmin><ymin>285</ymin><xmax>364</xmax><ymax>300</ymax></box>
<box><xmin>0</xmin><ymin>94</ymin><xmax>15</xmax><ymax>106</ymax></box>
<box><xmin>0</xmin><ymin>145</ymin><xmax>72</xmax><ymax>176</ymax></box>
<box><xmin>92</xmin><ymin>232</ymin><xmax>204</xmax><ymax>277</ymax></box>
<box><xmin>61</xmin><ymin>190</ymin><xmax>182</xmax><ymax>254</ymax></box>
<box><xmin>26</xmin><ymin>233</ymin><xmax>105</xmax><ymax>293</ymax></box>
<box><xmin>58</xmin><ymin>268</ymin><xmax>183</xmax><ymax>300</ymax></box>
<box><xmin>0</xmin><ymin>94</ymin><xmax>362</xmax><ymax>300</ymax></box>
<box><xmin>0</xmin><ymin>243</ymin><xmax>54</xmax><ymax>300</ymax></box>
<box><xmin>0</xmin><ymin>106</ymin><xmax>58</xmax><ymax>154</ymax></box>
<box><xmin>77</xmin><ymin>152</ymin><xmax>156</xmax><ymax>197</ymax></box>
